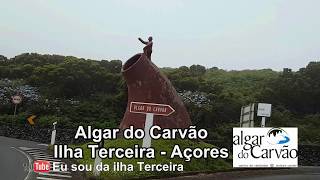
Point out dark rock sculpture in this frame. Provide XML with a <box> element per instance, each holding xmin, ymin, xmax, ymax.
<box><xmin>120</xmin><ymin>53</ymin><xmax>191</xmax><ymax>129</ymax></box>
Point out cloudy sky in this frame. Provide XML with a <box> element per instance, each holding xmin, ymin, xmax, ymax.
<box><xmin>1</xmin><ymin>0</ymin><xmax>319</xmax><ymax>70</ymax></box>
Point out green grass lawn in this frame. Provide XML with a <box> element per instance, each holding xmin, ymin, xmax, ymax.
<box><xmin>72</xmin><ymin>138</ymin><xmax>231</xmax><ymax>179</ymax></box>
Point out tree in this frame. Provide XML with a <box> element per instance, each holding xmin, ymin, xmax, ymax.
<box><xmin>190</xmin><ymin>65</ymin><xmax>206</xmax><ymax>76</ymax></box>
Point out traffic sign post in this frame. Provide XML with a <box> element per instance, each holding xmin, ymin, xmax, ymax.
<box><xmin>240</xmin><ymin>103</ymin><xmax>255</xmax><ymax>127</ymax></box>
<box><xmin>261</xmin><ymin>117</ymin><xmax>266</xmax><ymax>127</ymax></box>
<box><xmin>257</xmin><ymin>103</ymin><xmax>272</xmax><ymax>127</ymax></box>
<box><xmin>11</xmin><ymin>95</ymin><xmax>22</xmax><ymax>116</ymax></box>
<box><xmin>50</xmin><ymin>122</ymin><xmax>57</xmax><ymax>145</ymax></box>
<box><xmin>93</xmin><ymin>153</ymin><xmax>102</xmax><ymax>176</ymax></box>
<box><xmin>93</xmin><ymin>141</ymin><xmax>104</xmax><ymax>176</ymax></box>
<box><xmin>129</xmin><ymin>102</ymin><xmax>175</xmax><ymax>148</ymax></box>
<box><xmin>142</xmin><ymin>113</ymin><xmax>154</xmax><ymax>147</ymax></box>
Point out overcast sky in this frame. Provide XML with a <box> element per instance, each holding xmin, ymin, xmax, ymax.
<box><xmin>1</xmin><ymin>0</ymin><xmax>320</xmax><ymax>70</ymax></box>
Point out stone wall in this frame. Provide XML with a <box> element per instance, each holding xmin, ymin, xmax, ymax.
<box><xmin>0</xmin><ymin>124</ymin><xmax>85</xmax><ymax>144</ymax></box>
<box><xmin>298</xmin><ymin>145</ymin><xmax>320</xmax><ymax>166</ymax></box>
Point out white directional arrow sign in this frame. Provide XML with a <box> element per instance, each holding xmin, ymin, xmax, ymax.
<box><xmin>129</xmin><ymin>102</ymin><xmax>175</xmax><ymax>147</ymax></box>
<box><xmin>130</xmin><ymin>102</ymin><xmax>175</xmax><ymax>116</ymax></box>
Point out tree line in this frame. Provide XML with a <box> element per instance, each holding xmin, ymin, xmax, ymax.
<box><xmin>0</xmin><ymin>53</ymin><xmax>319</xmax><ymax>145</ymax></box>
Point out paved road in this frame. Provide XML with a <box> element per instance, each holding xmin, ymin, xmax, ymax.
<box><xmin>239</xmin><ymin>174</ymin><xmax>320</xmax><ymax>180</ymax></box>
<box><xmin>0</xmin><ymin>142</ymin><xmax>28</xmax><ymax>180</ymax></box>
<box><xmin>0</xmin><ymin>136</ymin><xmax>44</xmax><ymax>180</ymax></box>
<box><xmin>162</xmin><ymin>167</ymin><xmax>320</xmax><ymax>180</ymax></box>
<box><xmin>237</xmin><ymin>167</ymin><xmax>320</xmax><ymax>180</ymax></box>
<box><xmin>0</xmin><ymin>136</ymin><xmax>75</xmax><ymax>180</ymax></box>
<box><xmin>2</xmin><ymin>136</ymin><xmax>319</xmax><ymax>180</ymax></box>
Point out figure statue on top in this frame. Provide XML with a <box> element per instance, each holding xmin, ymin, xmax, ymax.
<box><xmin>138</xmin><ymin>36</ymin><xmax>153</xmax><ymax>61</ymax></box>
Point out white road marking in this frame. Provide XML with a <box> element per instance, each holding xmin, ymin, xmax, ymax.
<box><xmin>34</xmin><ymin>157</ymin><xmax>61</xmax><ymax>161</ymax></box>
<box><xmin>19</xmin><ymin>147</ymin><xmax>36</xmax><ymax>150</ymax></box>
<box><xmin>19</xmin><ymin>147</ymin><xmax>73</xmax><ymax>179</ymax></box>
<box><xmin>31</xmin><ymin>154</ymin><xmax>54</xmax><ymax>159</ymax></box>
<box><xmin>28</xmin><ymin>151</ymin><xmax>49</xmax><ymax>155</ymax></box>
<box><xmin>30</xmin><ymin>153</ymin><xmax>54</xmax><ymax>157</ymax></box>
<box><xmin>19</xmin><ymin>147</ymin><xmax>46</xmax><ymax>151</ymax></box>
<box><xmin>36</xmin><ymin>177</ymin><xmax>61</xmax><ymax>180</ymax></box>
<box><xmin>49</xmin><ymin>168</ymin><xmax>69</xmax><ymax>173</ymax></box>
<box><xmin>50</xmin><ymin>169</ymin><xmax>72</xmax><ymax>174</ymax></box>
<box><xmin>38</xmin><ymin>172</ymin><xmax>72</xmax><ymax>178</ymax></box>
<box><xmin>29</xmin><ymin>154</ymin><xmax>51</xmax><ymax>158</ymax></box>
<box><xmin>24</xmin><ymin>149</ymin><xmax>47</xmax><ymax>154</ymax></box>
<box><xmin>49</xmin><ymin>163</ymin><xmax>71</xmax><ymax>174</ymax></box>
<box><xmin>49</xmin><ymin>161</ymin><xmax>65</xmax><ymax>164</ymax></box>
<box><xmin>11</xmin><ymin>147</ymin><xmax>33</xmax><ymax>180</ymax></box>
<box><xmin>37</xmin><ymin>144</ymin><xmax>49</xmax><ymax>147</ymax></box>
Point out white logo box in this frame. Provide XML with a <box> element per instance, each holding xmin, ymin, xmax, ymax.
<box><xmin>233</xmin><ymin>127</ymin><xmax>298</xmax><ymax>168</ymax></box>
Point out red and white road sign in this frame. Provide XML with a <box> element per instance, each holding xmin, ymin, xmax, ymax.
<box><xmin>12</xmin><ymin>95</ymin><xmax>22</xmax><ymax>104</ymax></box>
<box><xmin>130</xmin><ymin>101</ymin><xmax>175</xmax><ymax>116</ymax></box>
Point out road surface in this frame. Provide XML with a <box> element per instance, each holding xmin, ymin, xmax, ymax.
<box><xmin>2</xmin><ymin>136</ymin><xmax>319</xmax><ymax>180</ymax></box>
<box><xmin>0</xmin><ymin>136</ymin><xmax>75</xmax><ymax>180</ymax></box>
<box><xmin>161</xmin><ymin>166</ymin><xmax>320</xmax><ymax>180</ymax></box>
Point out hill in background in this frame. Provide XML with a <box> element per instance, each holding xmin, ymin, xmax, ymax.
<box><xmin>0</xmin><ymin>53</ymin><xmax>319</xmax><ymax>145</ymax></box>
